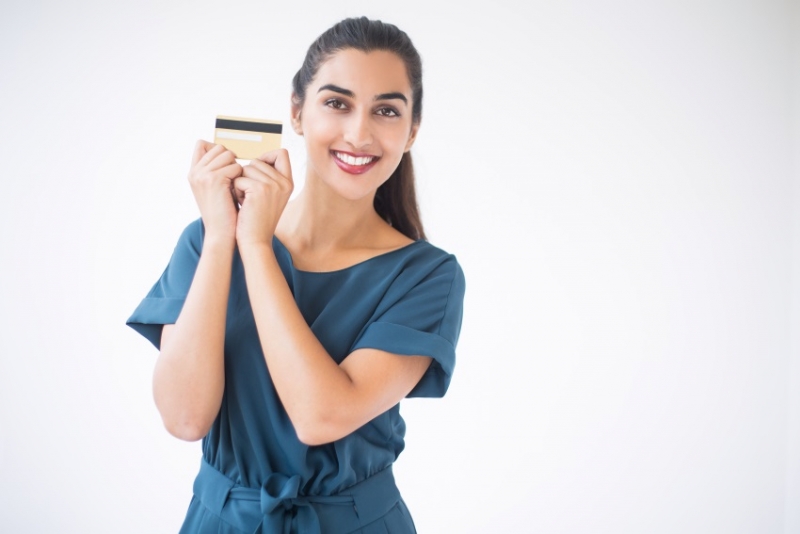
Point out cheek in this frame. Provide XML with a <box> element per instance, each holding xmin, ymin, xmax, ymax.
<box><xmin>303</xmin><ymin>115</ymin><xmax>337</xmax><ymax>150</ymax></box>
<box><xmin>385</xmin><ymin>129</ymin><xmax>412</xmax><ymax>157</ymax></box>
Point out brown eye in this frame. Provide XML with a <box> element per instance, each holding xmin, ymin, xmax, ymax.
<box><xmin>376</xmin><ymin>107</ymin><xmax>399</xmax><ymax>117</ymax></box>
<box><xmin>325</xmin><ymin>99</ymin><xmax>347</xmax><ymax>110</ymax></box>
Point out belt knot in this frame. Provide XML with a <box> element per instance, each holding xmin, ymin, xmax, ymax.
<box><xmin>259</xmin><ymin>472</ymin><xmax>320</xmax><ymax>534</ymax></box>
<box><xmin>192</xmin><ymin>458</ymin><xmax>399</xmax><ymax>533</ymax></box>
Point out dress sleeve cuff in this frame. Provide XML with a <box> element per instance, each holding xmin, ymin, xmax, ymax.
<box><xmin>125</xmin><ymin>297</ymin><xmax>186</xmax><ymax>349</ymax></box>
<box><xmin>351</xmin><ymin>321</ymin><xmax>455</xmax><ymax>398</ymax></box>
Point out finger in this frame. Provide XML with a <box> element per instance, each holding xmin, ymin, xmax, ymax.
<box><xmin>246</xmin><ymin>157</ymin><xmax>292</xmax><ymax>187</ymax></box>
<box><xmin>233</xmin><ymin>177</ymin><xmax>247</xmax><ymax>205</ymax></box>
<box><xmin>207</xmin><ymin>148</ymin><xmax>237</xmax><ymax>171</ymax></box>
<box><xmin>191</xmin><ymin>139</ymin><xmax>215</xmax><ymax>167</ymax></box>
<box><xmin>254</xmin><ymin>149</ymin><xmax>291</xmax><ymax>178</ymax></box>
<box><xmin>241</xmin><ymin>164</ymin><xmax>269</xmax><ymax>183</ymax></box>
<box><xmin>255</xmin><ymin>149</ymin><xmax>278</xmax><ymax>163</ymax></box>
<box><xmin>272</xmin><ymin>149</ymin><xmax>292</xmax><ymax>181</ymax></box>
<box><xmin>217</xmin><ymin>162</ymin><xmax>243</xmax><ymax>180</ymax></box>
<box><xmin>198</xmin><ymin>143</ymin><xmax>226</xmax><ymax>167</ymax></box>
<box><xmin>232</xmin><ymin>176</ymin><xmax>255</xmax><ymax>204</ymax></box>
<box><xmin>243</xmin><ymin>163</ymin><xmax>292</xmax><ymax>196</ymax></box>
<box><xmin>242</xmin><ymin>160</ymin><xmax>283</xmax><ymax>183</ymax></box>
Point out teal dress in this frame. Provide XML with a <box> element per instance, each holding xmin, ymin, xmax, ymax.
<box><xmin>126</xmin><ymin>219</ymin><xmax>466</xmax><ymax>534</ymax></box>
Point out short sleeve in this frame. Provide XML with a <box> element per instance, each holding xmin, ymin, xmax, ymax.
<box><xmin>126</xmin><ymin>219</ymin><xmax>204</xmax><ymax>349</ymax></box>
<box><xmin>351</xmin><ymin>254</ymin><xmax>466</xmax><ymax>398</ymax></box>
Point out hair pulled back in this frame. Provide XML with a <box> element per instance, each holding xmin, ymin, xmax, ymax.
<box><xmin>292</xmin><ymin>17</ymin><xmax>426</xmax><ymax>241</ymax></box>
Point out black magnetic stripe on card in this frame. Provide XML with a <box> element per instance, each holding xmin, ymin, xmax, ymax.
<box><xmin>215</xmin><ymin>119</ymin><xmax>283</xmax><ymax>134</ymax></box>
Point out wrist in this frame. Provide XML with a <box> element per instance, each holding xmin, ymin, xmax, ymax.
<box><xmin>201</xmin><ymin>232</ymin><xmax>237</xmax><ymax>253</ymax></box>
<box><xmin>237</xmin><ymin>240</ymin><xmax>280</xmax><ymax>271</ymax></box>
<box><xmin>237</xmin><ymin>238</ymin><xmax>274</xmax><ymax>255</ymax></box>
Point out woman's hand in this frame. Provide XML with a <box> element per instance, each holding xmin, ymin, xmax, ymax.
<box><xmin>233</xmin><ymin>149</ymin><xmax>293</xmax><ymax>247</ymax></box>
<box><xmin>188</xmin><ymin>140</ymin><xmax>242</xmax><ymax>241</ymax></box>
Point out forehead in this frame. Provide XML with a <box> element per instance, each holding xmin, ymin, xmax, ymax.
<box><xmin>311</xmin><ymin>49</ymin><xmax>411</xmax><ymax>96</ymax></box>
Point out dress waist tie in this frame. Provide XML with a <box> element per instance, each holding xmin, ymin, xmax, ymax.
<box><xmin>192</xmin><ymin>458</ymin><xmax>401</xmax><ymax>534</ymax></box>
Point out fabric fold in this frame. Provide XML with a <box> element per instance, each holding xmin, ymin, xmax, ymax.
<box><xmin>192</xmin><ymin>459</ymin><xmax>399</xmax><ymax>534</ymax></box>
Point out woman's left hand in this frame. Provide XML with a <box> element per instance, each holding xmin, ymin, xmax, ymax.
<box><xmin>233</xmin><ymin>149</ymin><xmax>294</xmax><ymax>248</ymax></box>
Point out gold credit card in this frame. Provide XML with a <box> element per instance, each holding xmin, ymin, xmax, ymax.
<box><xmin>214</xmin><ymin>115</ymin><xmax>282</xmax><ymax>159</ymax></box>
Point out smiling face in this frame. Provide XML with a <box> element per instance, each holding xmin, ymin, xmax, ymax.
<box><xmin>291</xmin><ymin>48</ymin><xmax>419</xmax><ymax>202</ymax></box>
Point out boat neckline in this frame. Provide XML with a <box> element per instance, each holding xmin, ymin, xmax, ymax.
<box><xmin>271</xmin><ymin>235</ymin><xmax>424</xmax><ymax>275</ymax></box>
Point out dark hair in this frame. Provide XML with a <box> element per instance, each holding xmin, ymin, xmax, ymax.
<box><xmin>292</xmin><ymin>17</ymin><xmax>426</xmax><ymax>241</ymax></box>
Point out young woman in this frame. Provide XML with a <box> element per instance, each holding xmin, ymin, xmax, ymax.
<box><xmin>127</xmin><ymin>17</ymin><xmax>465</xmax><ymax>533</ymax></box>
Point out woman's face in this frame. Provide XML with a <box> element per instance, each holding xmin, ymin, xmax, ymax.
<box><xmin>291</xmin><ymin>48</ymin><xmax>419</xmax><ymax>202</ymax></box>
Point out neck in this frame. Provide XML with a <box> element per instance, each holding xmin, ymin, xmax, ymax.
<box><xmin>277</xmin><ymin>173</ymin><xmax>386</xmax><ymax>252</ymax></box>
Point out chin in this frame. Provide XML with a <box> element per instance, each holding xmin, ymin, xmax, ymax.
<box><xmin>326</xmin><ymin>180</ymin><xmax>381</xmax><ymax>203</ymax></box>
<box><xmin>323</xmin><ymin>169</ymin><xmax>392</xmax><ymax>203</ymax></box>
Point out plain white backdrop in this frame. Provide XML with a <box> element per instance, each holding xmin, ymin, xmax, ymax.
<box><xmin>1</xmin><ymin>1</ymin><xmax>798</xmax><ymax>532</ymax></box>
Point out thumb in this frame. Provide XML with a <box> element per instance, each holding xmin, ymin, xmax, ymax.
<box><xmin>232</xmin><ymin>177</ymin><xmax>248</xmax><ymax>205</ymax></box>
<box><xmin>256</xmin><ymin>149</ymin><xmax>293</xmax><ymax>182</ymax></box>
<box><xmin>273</xmin><ymin>149</ymin><xmax>292</xmax><ymax>182</ymax></box>
<box><xmin>191</xmin><ymin>139</ymin><xmax>214</xmax><ymax>167</ymax></box>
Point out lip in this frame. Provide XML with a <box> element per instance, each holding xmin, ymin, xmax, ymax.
<box><xmin>331</xmin><ymin>150</ymin><xmax>381</xmax><ymax>175</ymax></box>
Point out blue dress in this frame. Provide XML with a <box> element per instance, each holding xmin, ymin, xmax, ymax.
<box><xmin>126</xmin><ymin>219</ymin><xmax>466</xmax><ymax>534</ymax></box>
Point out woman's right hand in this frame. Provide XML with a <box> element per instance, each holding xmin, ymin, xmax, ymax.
<box><xmin>188</xmin><ymin>140</ymin><xmax>242</xmax><ymax>241</ymax></box>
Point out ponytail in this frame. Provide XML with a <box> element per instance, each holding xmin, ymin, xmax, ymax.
<box><xmin>374</xmin><ymin>152</ymin><xmax>425</xmax><ymax>241</ymax></box>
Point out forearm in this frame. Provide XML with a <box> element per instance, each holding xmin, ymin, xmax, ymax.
<box><xmin>153</xmin><ymin>235</ymin><xmax>235</xmax><ymax>441</ymax></box>
<box><xmin>238</xmin><ymin>242</ymin><xmax>357</xmax><ymax>443</ymax></box>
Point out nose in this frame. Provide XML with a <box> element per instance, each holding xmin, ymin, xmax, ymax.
<box><xmin>343</xmin><ymin>110</ymin><xmax>373</xmax><ymax>150</ymax></box>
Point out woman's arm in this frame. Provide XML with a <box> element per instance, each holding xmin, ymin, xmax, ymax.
<box><xmin>152</xmin><ymin>141</ymin><xmax>241</xmax><ymax>441</ymax></box>
<box><xmin>233</xmin><ymin>150</ymin><xmax>432</xmax><ymax>446</ymax></box>
<box><xmin>239</xmin><ymin>243</ymin><xmax>432</xmax><ymax>446</ymax></box>
<box><xmin>153</xmin><ymin>236</ymin><xmax>234</xmax><ymax>441</ymax></box>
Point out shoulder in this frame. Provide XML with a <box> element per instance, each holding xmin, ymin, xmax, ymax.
<box><xmin>388</xmin><ymin>239</ymin><xmax>465</xmax><ymax>295</ymax></box>
<box><xmin>405</xmin><ymin>238</ymin><xmax>461</xmax><ymax>271</ymax></box>
<box><xmin>183</xmin><ymin>217</ymin><xmax>205</xmax><ymax>239</ymax></box>
<box><xmin>362</xmin><ymin>239</ymin><xmax>465</xmax><ymax>353</ymax></box>
<box><xmin>174</xmin><ymin>218</ymin><xmax>205</xmax><ymax>253</ymax></box>
<box><xmin>157</xmin><ymin>218</ymin><xmax>206</xmax><ymax>270</ymax></box>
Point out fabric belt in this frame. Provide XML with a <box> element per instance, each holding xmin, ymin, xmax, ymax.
<box><xmin>192</xmin><ymin>458</ymin><xmax>401</xmax><ymax>534</ymax></box>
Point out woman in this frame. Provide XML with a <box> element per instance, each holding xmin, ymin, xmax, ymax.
<box><xmin>127</xmin><ymin>17</ymin><xmax>465</xmax><ymax>533</ymax></box>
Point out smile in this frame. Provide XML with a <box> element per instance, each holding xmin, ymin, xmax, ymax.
<box><xmin>333</xmin><ymin>151</ymin><xmax>378</xmax><ymax>166</ymax></box>
<box><xmin>331</xmin><ymin>150</ymin><xmax>381</xmax><ymax>175</ymax></box>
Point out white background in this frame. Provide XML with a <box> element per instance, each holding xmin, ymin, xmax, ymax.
<box><xmin>1</xmin><ymin>1</ymin><xmax>798</xmax><ymax>532</ymax></box>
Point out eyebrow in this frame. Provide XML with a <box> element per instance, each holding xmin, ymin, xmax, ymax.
<box><xmin>318</xmin><ymin>84</ymin><xmax>408</xmax><ymax>105</ymax></box>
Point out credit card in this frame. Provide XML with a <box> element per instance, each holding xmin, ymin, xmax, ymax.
<box><xmin>214</xmin><ymin>115</ymin><xmax>283</xmax><ymax>159</ymax></box>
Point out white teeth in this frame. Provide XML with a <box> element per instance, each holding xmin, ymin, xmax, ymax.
<box><xmin>335</xmin><ymin>152</ymin><xmax>375</xmax><ymax>166</ymax></box>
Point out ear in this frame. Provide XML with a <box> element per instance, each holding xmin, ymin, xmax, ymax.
<box><xmin>290</xmin><ymin>93</ymin><xmax>303</xmax><ymax>135</ymax></box>
<box><xmin>404</xmin><ymin>122</ymin><xmax>420</xmax><ymax>153</ymax></box>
